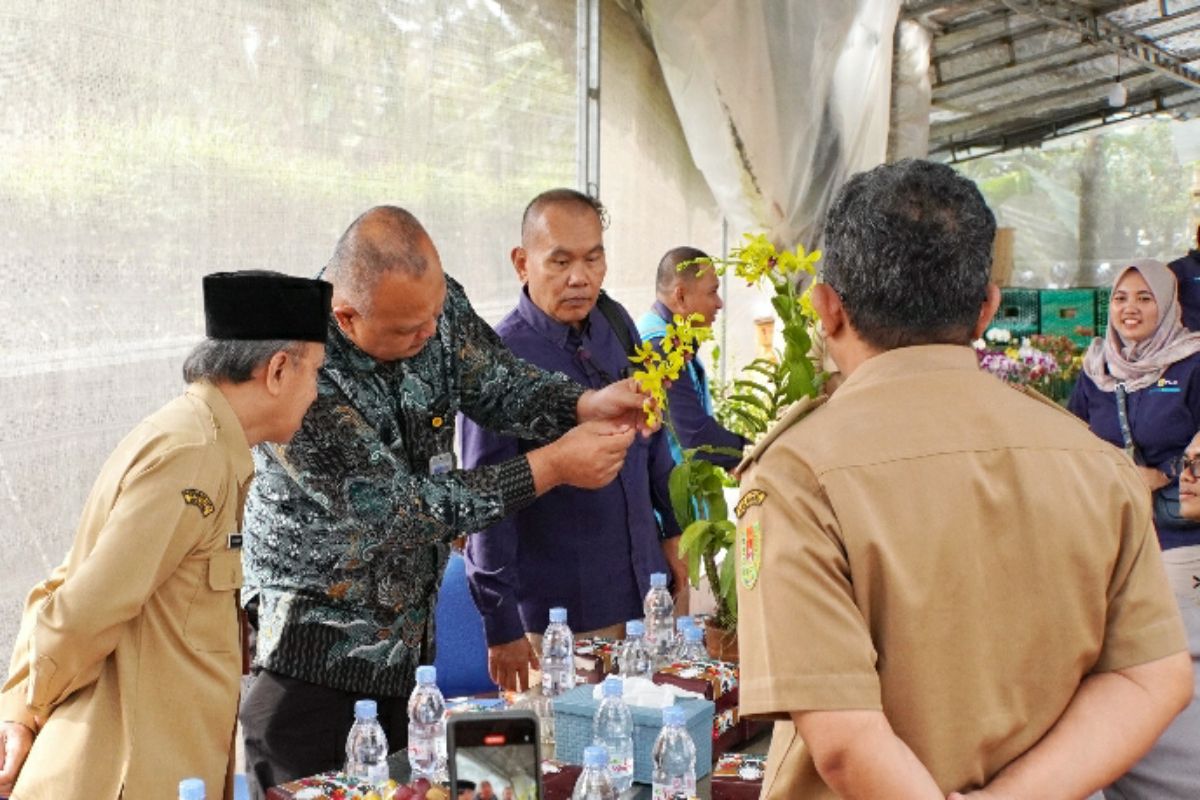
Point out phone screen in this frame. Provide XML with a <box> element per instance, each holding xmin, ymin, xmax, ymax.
<box><xmin>448</xmin><ymin>711</ymin><xmax>542</xmax><ymax>800</ymax></box>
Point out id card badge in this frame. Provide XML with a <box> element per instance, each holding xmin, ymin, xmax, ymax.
<box><xmin>429</xmin><ymin>452</ymin><xmax>456</xmax><ymax>475</ymax></box>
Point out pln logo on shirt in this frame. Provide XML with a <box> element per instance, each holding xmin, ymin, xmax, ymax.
<box><xmin>1151</xmin><ymin>378</ymin><xmax>1182</xmax><ymax>394</ymax></box>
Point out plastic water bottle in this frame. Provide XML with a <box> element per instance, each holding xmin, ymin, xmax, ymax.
<box><xmin>233</xmin><ymin>774</ymin><xmax>250</xmax><ymax>800</ymax></box>
<box><xmin>571</xmin><ymin>744</ymin><xmax>618</xmax><ymax>800</ymax></box>
<box><xmin>677</xmin><ymin>625</ymin><xmax>707</xmax><ymax>662</ymax></box>
<box><xmin>345</xmin><ymin>699</ymin><xmax>389</xmax><ymax>786</ymax></box>
<box><xmin>407</xmin><ymin>665</ymin><xmax>447</xmax><ymax>782</ymax></box>
<box><xmin>592</xmin><ymin>677</ymin><xmax>634</xmax><ymax>793</ymax></box>
<box><xmin>542</xmin><ymin>606</ymin><xmax>576</xmax><ymax>698</ymax></box>
<box><xmin>178</xmin><ymin>778</ymin><xmax>205</xmax><ymax>800</ymax></box>
<box><xmin>644</xmin><ymin>572</ymin><xmax>675</xmax><ymax>666</ymax></box>
<box><xmin>651</xmin><ymin>705</ymin><xmax>696</xmax><ymax>800</ymax></box>
<box><xmin>670</xmin><ymin>616</ymin><xmax>695</xmax><ymax>660</ymax></box>
<box><xmin>619</xmin><ymin>619</ymin><xmax>653</xmax><ymax>678</ymax></box>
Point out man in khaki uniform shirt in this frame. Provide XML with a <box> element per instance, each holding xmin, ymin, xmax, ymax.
<box><xmin>736</xmin><ymin>160</ymin><xmax>1194</xmax><ymax>799</ymax></box>
<box><xmin>0</xmin><ymin>272</ymin><xmax>331</xmax><ymax>800</ymax></box>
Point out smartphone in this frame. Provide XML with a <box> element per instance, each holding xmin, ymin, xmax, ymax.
<box><xmin>447</xmin><ymin>710</ymin><xmax>542</xmax><ymax>800</ymax></box>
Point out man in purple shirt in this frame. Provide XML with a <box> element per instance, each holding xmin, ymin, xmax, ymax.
<box><xmin>460</xmin><ymin>189</ymin><xmax>686</xmax><ymax>692</ymax></box>
<box><xmin>1169</xmin><ymin>225</ymin><xmax>1200</xmax><ymax>330</ymax></box>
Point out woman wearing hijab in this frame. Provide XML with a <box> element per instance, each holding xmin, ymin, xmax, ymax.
<box><xmin>1068</xmin><ymin>258</ymin><xmax>1200</xmax><ymax>800</ymax></box>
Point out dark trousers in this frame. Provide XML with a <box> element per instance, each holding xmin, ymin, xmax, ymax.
<box><xmin>240</xmin><ymin>669</ymin><xmax>409</xmax><ymax>800</ymax></box>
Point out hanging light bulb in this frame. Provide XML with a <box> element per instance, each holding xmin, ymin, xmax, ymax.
<box><xmin>1108</xmin><ymin>79</ymin><xmax>1128</xmax><ymax>108</ymax></box>
<box><xmin>1107</xmin><ymin>52</ymin><xmax>1127</xmax><ymax>108</ymax></box>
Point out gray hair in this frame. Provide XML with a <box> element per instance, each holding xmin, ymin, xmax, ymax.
<box><xmin>182</xmin><ymin>339</ymin><xmax>303</xmax><ymax>384</ymax></box>
<box><xmin>656</xmin><ymin>246</ymin><xmax>711</xmax><ymax>296</ymax></box>
<box><xmin>324</xmin><ymin>206</ymin><xmax>431</xmax><ymax>315</ymax></box>
<box><xmin>821</xmin><ymin>159</ymin><xmax>996</xmax><ymax>351</ymax></box>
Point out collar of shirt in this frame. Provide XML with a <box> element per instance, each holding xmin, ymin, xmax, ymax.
<box><xmin>837</xmin><ymin>344</ymin><xmax>980</xmax><ymax>397</ymax></box>
<box><xmin>650</xmin><ymin>299</ymin><xmax>674</xmax><ymax>325</ymax></box>
<box><xmin>187</xmin><ymin>380</ymin><xmax>254</xmax><ymax>484</ymax></box>
<box><xmin>515</xmin><ymin>285</ymin><xmax>597</xmax><ymax>352</ymax></box>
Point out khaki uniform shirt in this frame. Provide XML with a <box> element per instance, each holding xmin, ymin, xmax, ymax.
<box><xmin>1</xmin><ymin>382</ymin><xmax>251</xmax><ymax>800</ymax></box>
<box><xmin>736</xmin><ymin>345</ymin><xmax>1187</xmax><ymax>797</ymax></box>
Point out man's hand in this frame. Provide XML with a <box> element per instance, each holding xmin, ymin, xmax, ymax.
<box><xmin>0</xmin><ymin>721</ymin><xmax>34</xmax><ymax>795</ymax></box>
<box><xmin>528</xmin><ymin>420</ymin><xmax>636</xmax><ymax>495</ymax></box>
<box><xmin>488</xmin><ymin>638</ymin><xmax>539</xmax><ymax>693</ymax></box>
<box><xmin>577</xmin><ymin>378</ymin><xmax>659</xmax><ymax>436</ymax></box>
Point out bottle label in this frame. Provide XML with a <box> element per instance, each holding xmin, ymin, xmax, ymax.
<box><xmin>608</xmin><ymin>754</ymin><xmax>633</xmax><ymax>779</ymax></box>
<box><xmin>651</xmin><ymin>777</ymin><xmax>695</xmax><ymax>800</ymax></box>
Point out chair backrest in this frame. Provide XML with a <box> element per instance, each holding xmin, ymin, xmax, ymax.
<box><xmin>434</xmin><ymin>551</ymin><xmax>496</xmax><ymax>697</ymax></box>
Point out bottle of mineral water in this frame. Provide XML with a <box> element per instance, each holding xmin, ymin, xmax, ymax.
<box><xmin>643</xmin><ymin>572</ymin><xmax>675</xmax><ymax>666</ymax></box>
<box><xmin>619</xmin><ymin>619</ymin><xmax>653</xmax><ymax>678</ymax></box>
<box><xmin>407</xmin><ymin>665</ymin><xmax>446</xmax><ymax>782</ymax></box>
<box><xmin>670</xmin><ymin>616</ymin><xmax>695</xmax><ymax>660</ymax></box>
<box><xmin>542</xmin><ymin>606</ymin><xmax>576</xmax><ymax>697</ymax></box>
<box><xmin>345</xmin><ymin>699</ymin><xmax>390</xmax><ymax>786</ymax></box>
<box><xmin>592</xmin><ymin>677</ymin><xmax>634</xmax><ymax>793</ymax></box>
<box><xmin>178</xmin><ymin>778</ymin><xmax>205</xmax><ymax>800</ymax></box>
<box><xmin>651</xmin><ymin>705</ymin><xmax>696</xmax><ymax>800</ymax></box>
<box><xmin>677</xmin><ymin>624</ymin><xmax>707</xmax><ymax>662</ymax></box>
<box><xmin>571</xmin><ymin>744</ymin><xmax>618</xmax><ymax>800</ymax></box>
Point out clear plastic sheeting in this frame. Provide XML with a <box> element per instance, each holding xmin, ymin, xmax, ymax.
<box><xmin>643</xmin><ymin>0</ymin><xmax>901</xmax><ymax>249</ymax></box>
<box><xmin>889</xmin><ymin>19</ymin><xmax>933</xmax><ymax>160</ymax></box>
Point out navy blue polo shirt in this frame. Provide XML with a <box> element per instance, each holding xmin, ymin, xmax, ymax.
<box><xmin>1168</xmin><ymin>251</ymin><xmax>1200</xmax><ymax>331</ymax></box>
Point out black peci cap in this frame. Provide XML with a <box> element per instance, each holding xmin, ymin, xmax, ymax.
<box><xmin>203</xmin><ymin>271</ymin><xmax>332</xmax><ymax>342</ymax></box>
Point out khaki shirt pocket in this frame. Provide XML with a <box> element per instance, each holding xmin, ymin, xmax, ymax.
<box><xmin>183</xmin><ymin>549</ymin><xmax>243</xmax><ymax>653</ymax></box>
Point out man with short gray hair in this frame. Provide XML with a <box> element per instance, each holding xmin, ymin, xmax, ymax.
<box><xmin>736</xmin><ymin>159</ymin><xmax>1192</xmax><ymax>798</ymax></box>
<box><xmin>0</xmin><ymin>271</ymin><xmax>330</xmax><ymax>800</ymax></box>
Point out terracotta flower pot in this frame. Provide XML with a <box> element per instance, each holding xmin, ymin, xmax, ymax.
<box><xmin>704</xmin><ymin>619</ymin><xmax>739</xmax><ymax>663</ymax></box>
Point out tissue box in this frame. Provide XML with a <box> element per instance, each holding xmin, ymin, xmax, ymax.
<box><xmin>574</xmin><ymin>637</ymin><xmax>620</xmax><ymax>684</ymax></box>
<box><xmin>551</xmin><ymin>683</ymin><xmax>714</xmax><ymax>783</ymax></box>
<box><xmin>445</xmin><ymin>693</ymin><xmax>514</xmax><ymax>716</ymax></box>
<box><xmin>540</xmin><ymin>759</ymin><xmax>583</xmax><ymax>800</ymax></box>
<box><xmin>711</xmin><ymin>753</ymin><xmax>767</xmax><ymax>800</ymax></box>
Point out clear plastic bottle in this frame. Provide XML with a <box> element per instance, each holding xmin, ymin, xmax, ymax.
<box><xmin>651</xmin><ymin>705</ymin><xmax>696</xmax><ymax>800</ymax></box>
<box><xmin>619</xmin><ymin>619</ymin><xmax>653</xmax><ymax>678</ymax></box>
<box><xmin>677</xmin><ymin>624</ymin><xmax>707</xmax><ymax>662</ymax></box>
<box><xmin>178</xmin><ymin>778</ymin><xmax>205</xmax><ymax>800</ymax></box>
<box><xmin>643</xmin><ymin>572</ymin><xmax>675</xmax><ymax>667</ymax></box>
<box><xmin>407</xmin><ymin>665</ymin><xmax>447</xmax><ymax>782</ymax></box>
<box><xmin>345</xmin><ymin>699</ymin><xmax>390</xmax><ymax>786</ymax></box>
<box><xmin>571</xmin><ymin>744</ymin><xmax>618</xmax><ymax>800</ymax></box>
<box><xmin>592</xmin><ymin>677</ymin><xmax>634</xmax><ymax>793</ymax></box>
<box><xmin>541</xmin><ymin>606</ymin><xmax>576</xmax><ymax>698</ymax></box>
<box><xmin>670</xmin><ymin>616</ymin><xmax>695</xmax><ymax>660</ymax></box>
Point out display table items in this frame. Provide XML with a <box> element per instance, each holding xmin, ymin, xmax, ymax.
<box><xmin>573</xmin><ymin>636</ymin><xmax>620</xmax><ymax>684</ymax></box>
<box><xmin>710</xmin><ymin>753</ymin><xmax>767</xmax><ymax>800</ymax></box>
<box><xmin>652</xmin><ymin>657</ymin><xmax>766</xmax><ymax>756</ymax></box>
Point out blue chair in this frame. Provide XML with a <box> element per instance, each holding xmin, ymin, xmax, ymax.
<box><xmin>434</xmin><ymin>551</ymin><xmax>497</xmax><ymax>696</ymax></box>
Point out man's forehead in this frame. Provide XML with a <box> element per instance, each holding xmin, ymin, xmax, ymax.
<box><xmin>526</xmin><ymin>203</ymin><xmax>602</xmax><ymax>245</ymax></box>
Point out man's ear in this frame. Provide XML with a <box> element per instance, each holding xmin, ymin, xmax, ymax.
<box><xmin>972</xmin><ymin>283</ymin><xmax>1001</xmax><ymax>340</ymax></box>
<box><xmin>331</xmin><ymin>302</ymin><xmax>359</xmax><ymax>337</ymax></box>
<box><xmin>262</xmin><ymin>350</ymin><xmax>291</xmax><ymax>397</ymax></box>
<box><xmin>811</xmin><ymin>283</ymin><xmax>846</xmax><ymax>338</ymax></box>
<box><xmin>670</xmin><ymin>282</ymin><xmax>687</xmax><ymax>314</ymax></box>
<box><xmin>511</xmin><ymin>246</ymin><xmax>529</xmax><ymax>283</ymax></box>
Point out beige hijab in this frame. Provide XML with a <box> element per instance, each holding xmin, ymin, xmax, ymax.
<box><xmin>1082</xmin><ymin>258</ymin><xmax>1200</xmax><ymax>392</ymax></box>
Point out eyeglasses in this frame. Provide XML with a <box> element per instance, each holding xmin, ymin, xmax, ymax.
<box><xmin>1174</xmin><ymin>454</ymin><xmax>1200</xmax><ymax>480</ymax></box>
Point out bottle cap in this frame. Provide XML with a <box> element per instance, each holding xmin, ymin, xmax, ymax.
<box><xmin>549</xmin><ymin>607</ymin><xmax>567</xmax><ymax>623</ymax></box>
<box><xmin>684</xmin><ymin>625</ymin><xmax>703</xmax><ymax>642</ymax></box>
<box><xmin>179</xmin><ymin>778</ymin><xmax>206</xmax><ymax>800</ymax></box>
<box><xmin>626</xmin><ymin>619</ymin><xmax>645</xmax><ymax>637</ymax></box>
<box><xmin>650</xmin><ymin>572</ymin><xmax>667</xmax><ymax>588</ymax></box>
<box><xmin>663</xmin><ymin>704</ymin><xmax>685</xmax><ymax>726</ymax></box>
<box><xmin>354</xmin><ymin>699</ymin><xmax>378</xmax><ymax>720</ymax></box>
<box><xmin>602</xmin><ymin>676</ymin><xmax>623</xmax><ymax>697</ymax></box>
<box><xmin>583</xmin><ymin>744</ymin><xmax>609</xmax><ymax>768</ymax></box>
<box><xmin>233</xmin><ymin>774</ymin><xmax>250</xmax><ymax>800</ymax></box>
<box><xmin>416</xmin><ymin>665</ymin><xmax>437</xmax><ymax>685</ymax></box>
<box><xmin>675</xmin><ymin>616</ymin><xmax>694</xmax><ymax>632</ymax></box>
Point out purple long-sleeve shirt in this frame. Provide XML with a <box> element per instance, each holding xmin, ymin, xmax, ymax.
<box><xmin>460</xmin><ymin>289</ymin><xmax>681</xmax><ymax>645</ymax></box>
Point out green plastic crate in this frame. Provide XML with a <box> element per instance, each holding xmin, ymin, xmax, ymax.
<box><xmin>1040</xmin><ymin>289</ymin><xmax>1097</xmax><ymax>345</ymax></box>
<box><xmin>993</xmin><ymin>289</ymin><xmax>1040</xmax><ymax>339</ymax></box>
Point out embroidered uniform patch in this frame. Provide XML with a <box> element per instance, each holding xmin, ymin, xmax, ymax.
<box><xmin>739</xmin><ymin>521</ymin><xmax>763</xmax><ymax>589</ymax></box>
<box><xmin>735</xmin><ymin>489</ymin><xmax>767</xmax><ymax>519</ymax></box>
<box><xmin>181</xmin><ymin>488</ymin><xmax>215</xmax><ymax>517</ymax></box>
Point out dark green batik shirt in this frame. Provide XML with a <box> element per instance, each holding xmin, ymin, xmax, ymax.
<box><xmin>242</xmin><ymin>275</ymin><xmax>584</xmax><ymax>697</ymax></box>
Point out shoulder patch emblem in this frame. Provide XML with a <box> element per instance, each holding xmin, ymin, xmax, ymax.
<box><xmin>735</xmin><ymin>489</ymin><xmax>767</xmax><ymax>519</ymax></box>
<box><xmin>739</xmin><ymin>521</ymin><xmax>763</xmax><ymax>589</ymax></box>
<box><xmin>181</xmin><ymin>488</ymin><xmax>215</xmax><ymax>518</ymax></box>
